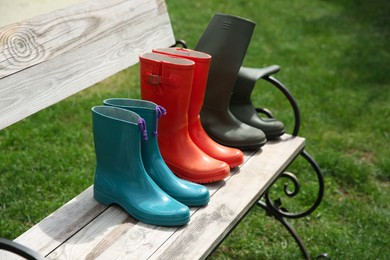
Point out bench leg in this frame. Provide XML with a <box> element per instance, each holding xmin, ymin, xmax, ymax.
<box><xmin>257</xmin><ymin>149</ymin><xmax>327</xmax><ymax>259</ymax></box>
<box><xmin>257</xmin><ymin>201</ymin><xmax>311</xmax><ymax>259</ymax></box>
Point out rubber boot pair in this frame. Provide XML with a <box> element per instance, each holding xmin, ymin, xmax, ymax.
<box><xmin>139</xmin><ymin>52</ymin><xmax>231</xmax><ymax>183</ymax></box>
<box><xmin>194</xmin><ymin>13</ymin><xmax>284</xmax><ymax>149</ymax></box>
<box><xmin>153</xmin><ymin>47</ymin><xmax>244</xmax><ymax>168</ymax></box>
<box><xmin>92</xmin><ymin>102</ymin><xmax>209</xmax><ymax>226</ymax></box>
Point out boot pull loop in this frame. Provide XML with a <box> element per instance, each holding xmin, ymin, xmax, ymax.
<box><xmin>154</xmin><ymin>105</ymin><xmax>167</xmax><ymax>136</ymax></box>
<box><xmin>137</xmin><ymin>118</ymin><xmax>148</xmax><ymax>140</ymax></box>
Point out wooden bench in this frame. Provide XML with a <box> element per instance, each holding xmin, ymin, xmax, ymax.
<box><xmin>0</xmin><ymin>0</ymin><xmax>324</xmax><ymax>259</ymax></box>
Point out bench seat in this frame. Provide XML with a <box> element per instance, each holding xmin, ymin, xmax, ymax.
<box><xmin>6</xmin><ymin>134</ymin><xmax>305</xmax><ymax>259</ymax></box>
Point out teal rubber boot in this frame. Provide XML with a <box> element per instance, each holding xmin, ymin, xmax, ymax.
<box><xmin>92</xmin><ymin>106</ymin><xmax>190</xmax><ymax>226</ymax></box>
<box><xmin>103</xmin><ymin>98</ymin><xmax>210</xmax><ymax>206</ymax></box>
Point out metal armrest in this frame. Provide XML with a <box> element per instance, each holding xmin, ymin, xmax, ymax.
<box><xmin>171</xmin><ymin>39</ymin><xmax>188</xmax><ymax>48</ymax></box>
<box><xmin>238</xmin><ymin>65</ymin><xmax>280</xmax><ymax>80</ymax></box>
<box><xmin>0</xmin><ymin>238</ymin><xmax>44</xmax><ymax>260</ymax></box>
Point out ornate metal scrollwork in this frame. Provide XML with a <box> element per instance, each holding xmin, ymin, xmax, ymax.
<box><xmin>257</xmin><ymin>149</ymin><xmax>325</xmax><ymax>259</ymax></box>
<box><xmin>280</xmin><ymin>171</ymin><xmax>300</xmax><ymax>197</ymax></box>
<box><xmin>171</xmin><ymin>39</ymin><xmax>188</xmax><ymax>48</ymax></box>
<box><xmin>255</xmin><ymin>74</ymin><xmax>326</xmax><ymax>259</ymax></box>
<box><xmin>261</xmin><ymin>149</ymin><xmax>324</xmax><ymax>219</ymax></box>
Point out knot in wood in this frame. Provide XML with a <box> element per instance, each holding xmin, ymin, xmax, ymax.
<box><xmin>1</xmin><ymin>25</ymin><xmax>44</xmax><ymax>67</ymax></box>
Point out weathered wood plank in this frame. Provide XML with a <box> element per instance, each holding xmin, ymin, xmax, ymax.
<box><xmin>10</xmin><ymin>150</ymin><xmax>255</xmax><ymax>258</ymax></box>
<box><xmin>0</xmin><ymin>0</ymin><xmax>175</xmax><ymax>131</ymax></box>
<box><xmin>35</xmin><ymin>135</ymin><xmax>304</xmax><ymax>259</ymax></box>
<box><xmin>13</xmin><ymin>186</ymin><xmax>107</xmax><ymax>257</ymax></box>
<box><xmin>0</xmin><ymin>0</ymin><xmax>171</xmax><ymax>79</ymax></box>
<box><xmin>0</xmin><ymin>0</ymin><xmax>86</xmax><ymax>27</ymax></box>
<box><xmin>44</xmin><ymin>152</ymin><xmax>255</xmax><ymax>259</ymax></box>
<box><xmin>150</xmin><ymin>135</ymin><xmax>305</xmax><ymax>260</ymax></box>
<box><xmin>46</xmin><ymin>206</ymin><xmax>177</xmax><ymax>260</ymax></box>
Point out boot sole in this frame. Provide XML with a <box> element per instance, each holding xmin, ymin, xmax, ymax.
<box><xmin>176</xmin><ymin>196</ymin><xmax>210</xmax><ymax>207</ymax></box>
<box><xmin>94</xmin><ymin>187</ymin><xmax>190</xmax><ymax>226</ymax></box>
<box><xmin>228</xmin><ymin>159</ymin><xmax>244</xmax><ymax>169</ymax></box>
<box><xmin>166</xmin><ymin>164</ymin><xmax>230</xmax><ymax>184</ymax></box>
<box><xmin>208</xmin><ymin>134</ymin><xmax>267</xmax><ymax>151</ymax></box>
<box><xmin>265</xmin><ymin>130</ymin><xmax>286</xmax><ymax>140</ymax></box>
<box><xmin>175</xmin><ymin>173</ymin><xmax>228</xmax><ymax>184</ymax></box>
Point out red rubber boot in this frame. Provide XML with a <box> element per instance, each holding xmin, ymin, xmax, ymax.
<box><xmin>139</xmin><ymin>52</ymin><xmax>230</xmax><ymax>183</ymax></box>
<box><xmin>153</xmin><ymin>48</ymin><xmax>244</xmax><ymax>168</ymax></box>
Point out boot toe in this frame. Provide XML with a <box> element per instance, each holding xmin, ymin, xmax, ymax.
<box><xmin>171</xmin><ymin>182</ymin><xmax>210</xmax><ymax>206</ymax></box>
<box><xmin>221</xmin><ymin>148</ymin><xmax>244</xmax><ymax>168</ymax></box>
<box><xmin>137</xmin><ymin>199</ymin><xmax>190</xmax><ymax>226</ymax></box>
<box><xmin>167</xmin><ymin>159</ymin><xmax>230</xmax><ymax>184</ymax></box>
<box><xmin>208</xmin><ymin>123</ymin><xmax>267</xmax><ymax>150</ymax></box>
<box><xmin>230</xmin><ymin>103</ymin><xmax>285</xmax><ymax>140</ymax></box>
<box><xmin>258</xmin><ymin>118</ymin><xmax>285</xmax><ymax>139</ymax></box>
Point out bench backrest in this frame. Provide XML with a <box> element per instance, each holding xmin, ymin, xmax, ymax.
<box><xmin>0</xmin><ymin>0</ymin><xmax>175</xmax><ymax>131</ymax></box>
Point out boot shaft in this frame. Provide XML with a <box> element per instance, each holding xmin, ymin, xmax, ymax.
<box><xmin>139</xmin><ymin>52</ymin><xmax>195</xmax><ymax>133</ymax></box>
<box><xmin>195</xmin><ymin>13</ymin><xmax>255</xmax><ymax>111</ymax></box>
<box><xmin>103</xmin><ymin>98</ymin><xmax>164</xmax><ymax>155</ymax></box>
<box><xmin>230</xmin><ymin>69</ymin><xmax>255</xmax><ymax>104</ymax></box>
<box><xmin>92</xmin><ymin>106</ymin><xmax>145</xmax><ymax>174</ymax></box>
<box><xmin>152</xmin><ymin>48</ymin><xmax>211</xmax><ymax>123</ymax></box>
<box><xmin>103</xmin><ymin>98</ymin><xmax>161</xmax><ymax>136</ymax></box>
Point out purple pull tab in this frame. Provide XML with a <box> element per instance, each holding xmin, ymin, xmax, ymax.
<box><xmin>154</xmin><ymin>105</ymin><xmax>167</xmax><ymax>136</ymax></box>
<box><xmin>137</xmin><ymin>118</ymin><xmax>148</xmax><ymax>140</ymax></box>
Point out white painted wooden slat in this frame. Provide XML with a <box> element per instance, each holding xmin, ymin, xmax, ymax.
<box><xmin>24</xmin><ymin>135</ymin><xmax>304</xmax><ymax>259</ymax></box>
<box><xmin>0</xmin><ymin>0</ymin><xmax>175</xmax><ymax>131</ymax></box>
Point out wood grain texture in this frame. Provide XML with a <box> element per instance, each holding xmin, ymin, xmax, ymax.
<box><xmin>150</xmin><ymin>135</ymin><xmax>305</xmax><ymax>260</ymax></box>
<box><xmin>10</xmin><ymin>152</ymin><xmax>256</xmax><ymax>259</ymax></box>
<box><xmin>12</xmin><ymin>135</ymin><xmax>304</xmax><ymax>259</ymax></box>
<box><xmin>53</xmin><ymin>154</ymin><xmax>259</xmax><ymax>259</ymax></box>
<box><xmin>13</xmin><ymin>186</ymin><xmax>107</xmax><ymax>257</ymax></box>
<box><xmin>0</xmin><ymin>0</ymin><xmax>175</xmax><ymax>131</ymax></box>
<box><xmin>37</xmin><ymin>157</ymin><xmax>253</xmax><ymax>259</ymax></box>
<box><xmin>0</xmin><ymin>0</ymin><xmax>86</xmax><ymax>27</ymax></box>
<box><xmin>0</xmin><ymin>0</ymin><xmax>172</xmax><ymax>79</ymax></box>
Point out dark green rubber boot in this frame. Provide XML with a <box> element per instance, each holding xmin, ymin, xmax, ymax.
<box><xmin>195</xmin><ymin>13</ymin><xmax>266</xmax><ymax>150</ymax></box>
<box><xmin>230</xmin><ymin>66</ymin><xmax>286</xmax><ymax>139</ymax></box>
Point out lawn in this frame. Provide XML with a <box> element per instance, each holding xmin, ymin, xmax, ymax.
<box><xmin>1</xmin><ymin>0</ymin><xmax>389</xmax><ymax>259</ymax></box>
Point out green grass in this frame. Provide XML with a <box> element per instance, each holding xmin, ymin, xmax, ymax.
<box><xmin>1</xmin><ymin>0</ymin><xmax>390</xmax><ymax>259</ymax></box>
